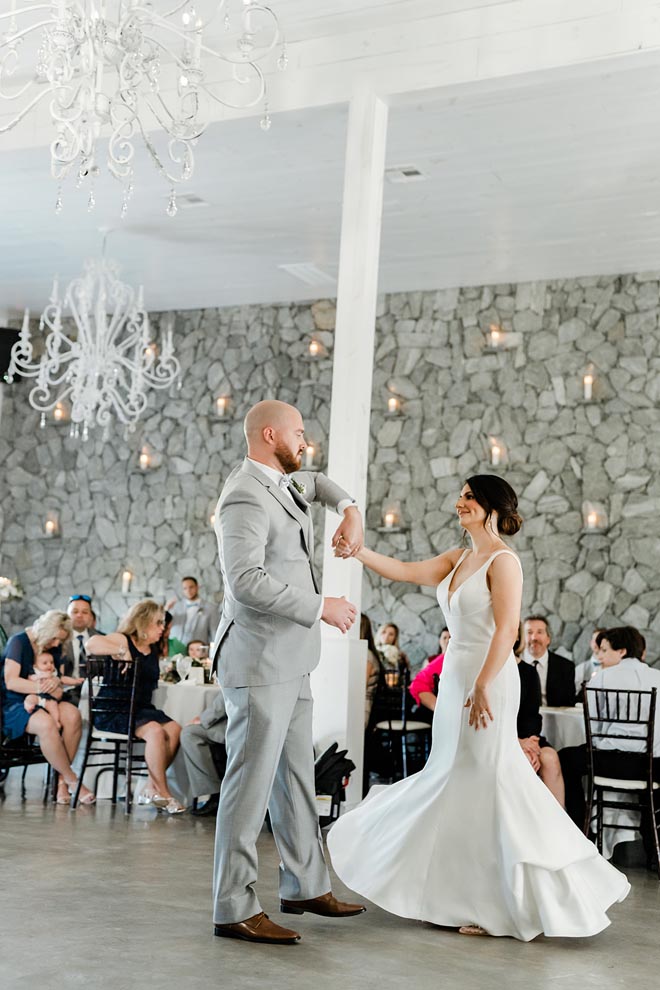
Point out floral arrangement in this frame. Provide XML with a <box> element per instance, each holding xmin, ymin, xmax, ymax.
<box><xmin>0</xmin><ymin>577</ymin><xmax>24</xmax><ymax>602</ymax></box>
<box><xmin>379</xmin><ymin>643</ymin><xmax>403</xmax><ymax>670</ymax></box>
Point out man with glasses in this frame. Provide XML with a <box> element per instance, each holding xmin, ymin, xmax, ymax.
<box><xmin>60</xmin><ymin>595</ymin><xmax>103</xmax><ymax>704</ymax></box>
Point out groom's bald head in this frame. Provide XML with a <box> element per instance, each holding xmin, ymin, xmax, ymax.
<box><xmin>244</xmin><ymin>400</ymin><xmax>306</xmax><ymax>473</ymax></box>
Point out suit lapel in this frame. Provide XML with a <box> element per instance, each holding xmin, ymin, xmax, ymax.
<box><xmin>241</xmin><ymin>458</ymin><xmax>312</xmax><ymax>554</ymax></box>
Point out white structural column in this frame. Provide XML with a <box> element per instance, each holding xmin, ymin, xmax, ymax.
<box><xmin>311</xmin><ymin>89</ymin><xmax>388</xmax><ymax>807</ymax></box>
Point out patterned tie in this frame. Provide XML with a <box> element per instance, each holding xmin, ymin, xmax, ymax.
<box><xmin>77</xmin><ymin>635</ymin><xmax>87</xmax><ymax>678</ymax></box>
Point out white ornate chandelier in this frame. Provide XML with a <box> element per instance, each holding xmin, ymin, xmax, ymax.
<box><xmin>6</xmin><ymin>250</ymin><xmax>181</xmax><ymax>438</ymax></box>
<box><xmin>0</xmin><ymin>1</ymin><xmax>286</xmax><ymax>215</ymax></box>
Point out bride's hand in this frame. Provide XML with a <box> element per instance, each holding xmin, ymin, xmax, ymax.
<box><xmin>464</xmin><ymin>682</ymin><xmax>493</xmax><ymax>731</ymax></box>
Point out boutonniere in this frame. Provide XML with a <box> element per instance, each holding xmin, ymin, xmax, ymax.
<box><xmin>291</xmin><ymin>479</ymin><xmax>306</xmax><ymax>496</ymax></box>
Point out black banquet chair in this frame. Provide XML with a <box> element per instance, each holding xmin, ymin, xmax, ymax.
<box><xmin>71</xmin><ymin>654</ymin><xmax>148</xmax><ymax>813</ymax></box>
<box><xmin>368</xmin><ymin>669</ymin><xmax>431</xmax><ymax>786</ymax></box>
<box><xmin>583</xmin><ymin>684</ymin><xmax>660</xmax><ymax>878</ymax></box>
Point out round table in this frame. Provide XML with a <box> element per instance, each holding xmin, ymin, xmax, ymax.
<box><xmin>539</xmin><ymin>705</ymin><xmax>585</xmax><ymax>750</ymax></box>
<box><xmin>153</xmin><ymin>682</ymin><xmax>221</xmax><ymax>726</ymax></box>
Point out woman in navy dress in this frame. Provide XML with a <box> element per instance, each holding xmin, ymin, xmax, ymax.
<box><xmin>87</xmin><ymin>599</ymin><xmax>184</xmax><ymax>814</ymax></box>
<box><xmin>1</xmin><ymin>609</ymin><xmax>95</xmax><ymax>804</ymax></box>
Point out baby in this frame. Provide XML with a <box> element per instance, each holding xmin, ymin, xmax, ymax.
<box><xmin>24</xmin><ymin>651</ymin><xmax>64</xmax><ymax>728</ymax></box>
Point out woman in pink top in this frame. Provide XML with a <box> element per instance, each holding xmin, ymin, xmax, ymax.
<box><xmin>410</xmin><ymin>654</ymin><xmax>445</xmax><ymax>711</ymax></box>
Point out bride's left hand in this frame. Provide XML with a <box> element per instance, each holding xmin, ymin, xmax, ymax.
<box><xmin>464</xmin><ymin>682</ymin><xmax>493</xmax><ymax>731</ymax></box>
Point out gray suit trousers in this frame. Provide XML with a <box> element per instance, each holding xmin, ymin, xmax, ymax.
<box><xmin>212</xmin><ymin>675</ymin><xmax>330</xmax><ymax>924</ymax></box>
<box><xmin>180</xmin><ymin>724</ymin><xmax>225</xmax><ymax>799</ymax></box>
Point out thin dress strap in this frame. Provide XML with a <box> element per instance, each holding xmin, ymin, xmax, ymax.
<box><xmin>485</xmin><ymin>548</ymin><xmax>522</xmax><ymax>573</ymax></box>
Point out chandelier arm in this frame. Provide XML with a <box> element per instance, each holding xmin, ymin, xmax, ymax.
<box><xmin>0</xmin><ymin>85</ymin><xmax>52</xmax><ymax>132</ymax></box>
<box><xmin>132</xmin><ymin>115</ymin><xmax>196</xmax><ymax>185</ymax></box>
<box><xmin>0</xmin><ymin>18</ymin><xmax>55</xmax><ymax>45</ymax></box>
<box><xmin>145</xmin><ymin>91</ymin><xmax>204</xmax><ymax>139</ymax></box>
<box><xmin>159</xmin><ymin>0</ymin><xmax>227</xmax><ymax>27</ymax></box>
<box><xmin>0</xmin><ymin>70</ymin><xmax>38</xmax><ymax>102</ymax></box>
<box><xmin>201</xmin><ymin>64</ymin><xmax>266</xmax><ymax>110</ymax></box>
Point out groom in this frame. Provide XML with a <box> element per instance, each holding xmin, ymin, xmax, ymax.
<box><xmin>211</xmin><ymin>400</ymin><xmax>366</xmax><ymax>945</ymax></box>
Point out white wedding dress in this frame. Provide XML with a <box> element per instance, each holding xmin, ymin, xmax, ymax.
<box><xmin>328</xmin><ymin>549</ymin><xmax>630</xmax><ymax>941</ymax></box>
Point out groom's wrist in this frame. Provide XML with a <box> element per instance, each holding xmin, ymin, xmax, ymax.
<box><xmin>339</xmin><ymin>500</ymin><xmax>358</xmax><ymax>515</ymax></box>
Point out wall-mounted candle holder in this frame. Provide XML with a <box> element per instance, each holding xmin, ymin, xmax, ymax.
<box><xmin>582</xmin><ymin>501</ymin><xmax>608</xmax><ymax>534</ymax></box>
<box><xmin>377</xmin><ymin>503</ymin><xmax>408</xmax><ymax>534</ymax></box>
<box><xmin>306</xmin><ymin>337</ymin><xmax>327</xmax><ymax>359</ymax></box>
<box><xmin>302</xmin><ymin>442</ymin><xmax>320</xmax><ymax>470</ymax></box>
<box><xmin>44</xmin><ymin>512</ymin><xmax>60</xmax><ymax>539</ymax></box>
<box><xmin>582</xmin><ymin>368</ymin><xmax>596</xmax><ymax>402</ymax></box>
<box><xmin>121</xmin><ymin>570</ymin><xmax>133</xmax><ymax>595</ymax></box>
<box><xmin>138</xmin><ymin>446</ymin><xmax>152</xmax><ymax>471</ymax></box>
<box><xmin>385</xmin><ymin>393</ymin><xmax>404</xmax><ymax>417</ymax></box>
<box><xmin>52</xmin><ymin>401</ymin><xmax>70</xmax><ymax>425</ymax></box>
<box><xmin>489</xmin><ymin>437</ymin><xmax>505</xmax><ymax>468</ymax></box>
<box><xmin>214</xmin><ymin>395</ymin><xmax>231</xmax><ymax>419</ymax></box>
<box><xmin>483</xmin><ymin>323</ymin><xmax>519</xmax><ymax>353</ymax></box>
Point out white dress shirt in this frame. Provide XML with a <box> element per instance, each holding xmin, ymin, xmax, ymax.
<box><xmin>522</xmin><ymin>648</ymin><xmax>549</xmax><ymax>706</ymax></box>
<box><xmin>588</xmin><ymin>657</ymin><xmax>660</xmax><ymax>756</ymax></box>
<box><xmin>71</xmin><ymin>629</ymin><xmax>90</xmax><ymax>678</ymax></box>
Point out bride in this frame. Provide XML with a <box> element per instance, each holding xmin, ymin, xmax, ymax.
<box><xmin>328</xmin><ymin>475</ymin><xmax>630</xmax><ymax>941</ymax></box>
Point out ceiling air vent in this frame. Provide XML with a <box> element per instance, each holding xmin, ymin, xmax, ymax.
<box><xmin>384</xmin><ymin>164</ymin><xmax>427</xmax><ymax>184</ymax></box>
<box><xmin>278</xmin><ymin>262</ymin><xmax>336</xmax><ymax>286</ymax></box>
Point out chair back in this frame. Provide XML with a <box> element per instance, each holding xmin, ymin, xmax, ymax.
<box><xmin>85</xmin><ymin>654</ymin><xmax>141</xmax><ymax>739</ymax></box>
<box><xmin>582</xmin><ymin>683</ymin><xmax>657</xmax><ymax>772</ymax></box>
<box><xmin>370</xmin><ymin>667</ymin><xmax>413</xmax><ymax>731</ymax></box>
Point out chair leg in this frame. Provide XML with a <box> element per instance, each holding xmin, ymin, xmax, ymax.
<box><xmin>401</xmin><ymin>732</ymin><xmax>408</xmax><ymax>779</ymax></box>
<box><xmin>650</xmin><ymin>790</ymin><xmax>660</xmax><ymax>879</ymax></box>
<box><xmin>21</xmin><ymin>764</ymin><xmax>28</xmax><ymax>801</ymax></box>
<box><xmin>583</xmin><ymin>782</ymin><xmax>594</xmax><ymax>836</ymax></box>
<box><xmin>596</xmin><ymin>788</ymin><xmax>604</xmax><ymax>853</ymax></box>
<box><xmin>112</xmin><ymin>743</ymin><xmax>120</xmax><ymax>804</ymax></box>
<box><xmin>125</xmin><ymin>741</ymin><xmax>133</xmax><ymax>815</ymax></box>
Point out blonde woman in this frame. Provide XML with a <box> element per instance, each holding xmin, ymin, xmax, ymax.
<box><xmin>1</xmin><ymin>610</ymin><xmax>94</xmax><ymax>805</ymax></box>
<box><xmin>87</xmin><ymin>600</ymin><xmax>184</xmax><ymax>814</ymax></box>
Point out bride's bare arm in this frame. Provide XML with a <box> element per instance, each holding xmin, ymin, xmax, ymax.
<box><xmin>356</xmin><ymin>546</ymin><xmax>462</xmax><ymax>588</ymax></box>
<box><xmin>465</xmin><ymin>553</ymin><xmax>522</xmax><ymax>728</ymax></box>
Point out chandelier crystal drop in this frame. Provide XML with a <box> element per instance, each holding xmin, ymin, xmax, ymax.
<box><xmin>0</xmin><ymin>1</ymin><xmax>286</xmax><ymax>214</ymax></box>
<box><xmin>6</xmin><ymin>256</ymin><xmax>181</xmax><ymax>435</ymax></box>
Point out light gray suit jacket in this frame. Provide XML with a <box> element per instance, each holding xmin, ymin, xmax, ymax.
<box><xmin>212</xmin><ymin>458</ymin><xmax>352</xmax><ymax>688</ymax></box>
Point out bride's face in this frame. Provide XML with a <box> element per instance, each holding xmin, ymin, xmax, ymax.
<box><xmin>455</xmin><ymin>486</ymin><xmax>488</xmax><ymax>530</ymax></box>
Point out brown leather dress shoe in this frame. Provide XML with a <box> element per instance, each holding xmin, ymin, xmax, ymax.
<box><xmin>280</xmin><ymin>892</ymin><xmax>366</xmax><ymax>917</ymax></box>
<box><xmin>213</xmin><ymin>912</ymin><xmax>301</xmax><ymax>944</ymax></box>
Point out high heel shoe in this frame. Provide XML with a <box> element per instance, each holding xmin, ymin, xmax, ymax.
<box><xmin>136</xmin><ymin>792</ymin><xmax>153</xmax><ymax>807</ymax></box>
<box><xmin>165</xmin><ymin>798</ymin><xmax>186</xmax><ymax>815</ymax></box>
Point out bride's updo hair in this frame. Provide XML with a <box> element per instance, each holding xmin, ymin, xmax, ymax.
<box><xmin>465</xmin><ymin>475</ymin><xmax>523</xmax><ymax>536</ymax></box>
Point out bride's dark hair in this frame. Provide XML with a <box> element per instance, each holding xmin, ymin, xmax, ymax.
<box><xmin>465</xmin><ymin>475</ymin><xmax>523</xmax><ymax>536</ymax></box>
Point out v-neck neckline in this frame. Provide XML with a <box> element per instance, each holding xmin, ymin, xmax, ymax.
<box><xmin>446</xmin><ymin>547</ymin><xmax>506</xmax><ymax>608</ymax></box>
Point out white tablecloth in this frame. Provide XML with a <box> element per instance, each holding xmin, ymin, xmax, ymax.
<box><xmin>152</xmin><ymin>682</ymin><xmax>221</xmax><ymax>726</ymax></box>
<box><xmin>540</xmin><ymin>706</ymin><xmax>585</xmax><ymax>750</ymax></box>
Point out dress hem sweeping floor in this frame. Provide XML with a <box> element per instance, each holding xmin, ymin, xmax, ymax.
<box><xmin>328</xmin><ymin>549</ymin><xmax>630</xmax><ymax>942</ymax></box>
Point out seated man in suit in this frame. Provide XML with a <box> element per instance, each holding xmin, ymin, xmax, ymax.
<box><xmin>521</xmin><ymin>615</ymin><xmax>576</xmax><ymax>707</ymax></box>
<box><xmin>560</xmin><ymin>625</ymin><xmax>660</xmax><ymax>868</ymax></box>
<box><xmin>59</xmin><ymin>594</ymin><xmax>103</xmax><ymax>705</ymax></box>
<box><xmin>516</xmin><ymin>655</ymin><xmax>565</xmax><ymax>806</ymax></box>
<box><xmin>180</xmin><ymin>688</ymin><xmax>228</xmax><ymax>817</ymax></box>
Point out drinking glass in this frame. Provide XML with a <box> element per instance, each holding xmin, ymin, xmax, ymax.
<box><xmin>176</xmin><ymin>656</ymin><xmax>192</xmax><ymax>682</ymax></box>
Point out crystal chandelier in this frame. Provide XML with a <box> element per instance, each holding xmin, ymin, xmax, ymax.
<box><xmin>6</xmin><ymin>248</ymin><xmax>181</xmax><ymax>438</ymax></box>
<box><xmin>0</xmin><ymin>1</ymin><xmax>286</xmax><ymax>215</ymax></box>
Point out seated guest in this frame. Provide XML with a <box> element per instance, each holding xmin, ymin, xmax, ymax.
<box><xmin>573</xmin><ymin>627</ymin><xmax>603</xmax><ymax>693</ymax></box>
<box><xmin>60</xmin><ymin>594</ymin><xmax>103</xmax><ymax>704</ymax></box>
<box><xmin>521</xmin><ymin>615</ymin><xmax>575</xmax><ymax>706</ymax></box>
<box><xmin>516</xmin><ymin>654</ymin><xmax>565</xmax><ymax>806</ymax></box>
<box><xmin>87</xmin><ymin>600</ymin><xmax>185</xmax><ymax>814</ymax></box>
<box><xmin>361</xmin><ymin>614</ymin><xmax>385</xmax><ymax>728</ymax></box>
<box><xmin>180</xmin><ymin>690</ymin><xmax>228</xmax><ymax>817</ymax></box>
<box><xmin>159</xmin><ymin>611</ymin><xmax>187</xmax><ymax>659</ymax></box>
<box><xmin>375</xmin><ymin>622</ymin><xmax>411</xmax><ymax>680</ymax></box>
<box><xmin>560</xmin><ymin>626</ymin><xmax>660</xmax><ymax>866</ymax></box>
<box><xmin>422</xmin><ymin>627</ymin><xmax>450</xmax><ymax>668</ymax></box>
<box><xmin>188</xmin><ymin>640</ymin><xmax>210</xmax><ymax>660</ymax></box>
<box><xmin>410</xmin><ymin>654</ymin><xmax>444</xmax><ymax>713</ymax></box>
<box><xmin>166</xmin><ymin>576</ymin><xmax>219</xmax><ymax>645</ymax></box>
<box><xmin>1</xmin><ymin>610</ymin><xmax>95</xmax><ymax>805</ymax></box>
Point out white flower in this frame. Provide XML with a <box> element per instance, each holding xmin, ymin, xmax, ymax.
<box><xmin>0</xmin><ymin>577</ymin><xmax>23</xmax><ymax>601</ymax></box>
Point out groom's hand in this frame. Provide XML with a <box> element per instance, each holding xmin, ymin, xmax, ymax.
<box><xmin>322</xmin><ymin>596</ymin><xmax>357</xmax><ymax>633</ymax></box>
<box><xmin>331</xmin><ymin>506</ymin><xmax>364</xmax><ymax>558</ymax></box>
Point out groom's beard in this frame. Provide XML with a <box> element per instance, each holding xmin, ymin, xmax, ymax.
<box><xmin>274</xmin><ymin>443</ymin><xmax>302</xmax><ymax>475</ymax></box>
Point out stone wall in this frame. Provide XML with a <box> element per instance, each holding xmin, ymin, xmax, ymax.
<box><xmin>1</xmin><ymin>273</ymin><xmax>659</xmax><ymax>668</ymax></box>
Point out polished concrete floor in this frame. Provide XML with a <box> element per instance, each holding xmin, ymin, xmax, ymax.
<box><xmin>1</xmin><ymin>769</ymin><xmax>659</xmax><ymax>990</ymax></box>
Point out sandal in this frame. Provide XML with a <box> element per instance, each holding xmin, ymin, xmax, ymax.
<box><xmin>458</xmin><ymin>924</ymin><xmax>488</xmax><ymax>936</ymax></box>
<box><xmin>164</xmin><ymin>798</ymin><xmax>186</xmax><ymax>815</ymax></box>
